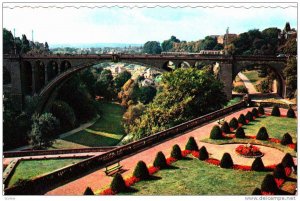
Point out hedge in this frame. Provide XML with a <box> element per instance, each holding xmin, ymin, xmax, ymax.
<box><xmin>251</xmin><ymin>157</ymin><xmax>265</xmax><ymax>171</ymax></box>
<box><xmin>153</xmin><ymin>151</ymin><xmax>168</xmax><ymax>169</ymax></box>
<box><xmin>261</xmin><ymin>174</ymin><xmax>278</xmax><ymax>194</ymax></box>
<box><xmin>185</xmin><ymin>137</ymin><xmax>199</xmax><ymax>151</ymax></box>
<box><xmin>221</xmin><ymin>121</ymin><xmax>230</xmax><ymax>134</ymax></box>
<box><xmin>111</xmin><ymin>173</ymin><xmax>127</xmax><ymax>193</ymax></box>
<box><xmin>229</xmin><ymin>117</ymin><xmax>238</xmax><ymax>130</ymax></box>
<box><xmin>287</xmin><ymin>108</ymin><xmax>296</xmax><ymax>118</ymax></box>
<box><xmin>83</xmin><ymin>187</ymin><xmax>94</xmax><ymax>195</ymax></box>
<box><xmin>199</xmin><ymin>146</ymin><xmax>209</xmax><ymax>161</ymax></box>
<box><xmin>171</xmin><ymin>144</ymin><xmax>182</xmax><ymax>160</ymax></box>
<box><xmin>271</xmin><ymin>105</ymin><xmax>281</xmax><ymax>116</ymax></box>
<box><xmin>210</xmin><ymin>125</ymin><xmax>223</xmax><ymax>140</ymax></box>
<box><xmin>281</xmin><ymin>133</ymin><xmax>293</xmax><ymax>145</ymax></box>
<box><xmin>256</xmin><ymin>127</ymin><xmax>269</xmax><ymax>140</ymax></box>
<box><xmin>235</xmin><ymin>127</ymin><xmax>246</xmax><ymax>139</ymax></box>
<box><xmin>220</xmin><ymin>153</ymin><xmax>234</xmax><ymax>169</ymax></box>
<box><xmin>133</xmin><ymin>161</ymin><xmax>150</xmax><ymax>180</ymax></box>
<box><xmin>258</xmin><ymin>105</ymin><xmax>265</xmax><ymax>115</ymax></box>
<box><xmin>238</xmin><ymin>114</ymin><xmax>246</xmax><ymax>125</ymax></box>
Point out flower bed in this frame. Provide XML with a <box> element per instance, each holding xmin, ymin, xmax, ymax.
<box><xmin>235</xmin><ymin>144</ymin><xmax>264</xmax><ymax>158</ymax></box>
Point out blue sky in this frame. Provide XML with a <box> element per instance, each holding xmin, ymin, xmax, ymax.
<box><xmin>3</xmin><ymin>3</ymin><xmax>297</xmax><ymax>47</ymax></box>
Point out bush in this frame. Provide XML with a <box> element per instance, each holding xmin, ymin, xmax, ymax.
<box><xmin>221</xmin><ymin>121</ymin><xmax>230</xmax><ymax>134</ymax></box>
<box><xmin>273</xmin><ymin>163</ymin><xmax>286</xmax><ymax>179</ymax></box>
<box><xmin>153</xmin><ymin>151</ymin><xmax>168</xmax><ymax>169</ymax></box>
<box><xmin>287</xmin><ymin>108</ymin><xmax>296</xmax><ymax>118</ymax></box>
<box><xmin>185</xmin><ymin>137</ymin><xmax>199</xmax><ymax>151</ymax></box>
<box><xmin>281</xmin><ymin>133</ymin><xmax>293</xmax><ymax>145</ymax></box>
<box><xmin>238</xmin><ymin>114</ymin><xmax>246</xmax><ymax>125</ymax></box>
<box><xmin>256</xmin><ymin>127</ymin><xmax>269</xmax><ymax>140</ymax></box>
<box><xmin>110</xmin><ymin>173</ymin><xmax>127</xmax><ymax>193</ymax></box>
<box><xmin>251</xmin><ymin>157</ymin><xmax>265</xmax><ymax>171</ymax></box>
<box><xmin>133</xmin><ymin>161</ymin><xmax>150</xmax><ymax>180</ymax></box>
<box><xmin>209</xmin><ymin>126</ymin><xmax>223</xmax><ymax>140</ymax></box>
<box><xmin>281</xmin><ymin>153</ymin><xmax>295</xmax><ymax>168</ymax></box>
<box><xmin>261</xmin><ymin>174</ymin><xmax>278</xmax><ymax>194</ymax></box>
<box><xmin>233</xmin><ymin>85</ymin><xmax>248</xmax><ymax>94</ymax></box>
<box><xmin>199</xmin><ymin>146</ymin><xmax>209</xmax><ymax>161</ymax></box>
<box><xmin>235</xmin><ymin>127</ymin><xmax>246</xmax><ymax>138</ymax></box>
<box><xmin>83</xmin><ymin>187</ymin><xmax>94</xmax><ymax>195</ymax></box>
<box><xmin>258</xmin><ymin>105</ymin><xmax>265</xmax><ymax>115</ymax></box>
<box><xmin>229</xmin><ymin>117</ymin><xmax>238</xmax><ymax>130</ymax></box>
<box><xmin>252</xmin><ymin>188</ymin><xmax>262</xmax><ymax>195</ymax></box>
<box><xmin>171</xmin><ymin>144</ymin><xmax>182</xmax><ymax>160</ymax></box>
<box><xmin>271</xmin><ymin>105</ymin><xmax>281</xmax><ymax>116</ymax></box>
<box><xmin>220</xmin><ymin>153</ymin><xmax>234</xmax><ymax>169</ymax></box>
<box><xmin>295</xmin><ymin>142</ymin><xmax>297</xmax><ymax>152</ymax></box>
<box><xmin>252</xmin><ymin>108</ymin><xmax>259</xmax><ymax>118</ymax></box>
<box><xmin>245</xmin><ymin>111</ymin><xmax>253</xmax><ymax>121</ymax></box>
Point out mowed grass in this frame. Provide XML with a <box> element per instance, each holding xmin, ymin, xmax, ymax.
<box><xmin>8</xmin><ymin>159</ymin><xmax>82</xmax><ymax>188</ymax></box>
<box><xmin>61</xmin><ymin>102</ymin><xmax>126</xmax><ymax>147</ymax></box>
<box><xmin>242</xmin><ymin>70</ymin><xmax>262</xmax><ymax>84</ymax></box>
<box><xmin>122</xmin><ymin>158</ymin><xmax>268</xmax><ymax>195</ymax></box>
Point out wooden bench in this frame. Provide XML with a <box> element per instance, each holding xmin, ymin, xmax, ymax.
<box><xmin>217</xmin><ymin>118</ymin><xmax>225</xmax><ymax>125</ymax></box>
<box><xmin>104</xmin><ymin>161</ymin><xmax>122</xmax><ymax>176</ymax></box>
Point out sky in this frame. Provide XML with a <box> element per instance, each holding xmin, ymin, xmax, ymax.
<box><xmin>2</xmin><ymin>3</ymin><xmax>297</xmax><ymax>47</ymax></box>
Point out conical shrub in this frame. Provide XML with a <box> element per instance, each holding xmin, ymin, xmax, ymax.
<box><xmin>221</xmin><ymin>121</ymin><xmax>230</xmax><ymax>134</ymax></box>
<box><xmin>295</xmin><ymin>142</ymin><xmax>297</xmax><ymax>152</ymax></box>
<box><xmin>273</xmin><ymin>163</ymin><xmax>286</xmax><ymax>179</ymax></box>
<box><xmin>258</xmin><ymin>105</ymin><xmax>265</xmax><ymax>115</ymax></box>
<box><xmin>261</xmin><ymin>174</ymin><xmax>278</xmax><ymax>194</ymax></box>
<box><xmin>133</xmin><ymin>161</ymin><xmax>150</xmax><ymax>180</ymax></box>
<box><xmin>281</xmin><ymin>133</ymin><xmax>293</xmax><ymax>145</ymax></box>
<box><xmin>83</xmin><ymin>187</ymin><xmax>94</xmax><ymax>195</ymax></box>
<box><xmin>251</xmin><ymin>157</ymin><xmax>265</xmax><ymax>171</ymax></box>
<box><xmin>210</xmin><ymin>125</ymin><xmax>223</xmax><ymax>139</ymax></box>
<box><xmin>235</xmin><ymin>127</ymin><xmax>246</xmax><ymax>138</ymax></box>
<box><xmin>271</xmin><ymin>105</ymin><xmax>281</xmax><ymax>116</ymax></box>
<box><xmin>153</xmin><ymin>151</ymin><xmax>168</xmax><ymax>169</ymax></box>
<box><xmin>199</xmin><ymin>146</ymin><xmax>209</xmax><ymax>161</ymax></box>
<box><xmin>287</xmin><ymin>108</ymin><xmax>296</xmax><ymax>118</ymax></box>
<box><xmin>245</xmin><ymin>111</ymin><xmax>253</xmax><ymax>121</ymax></box>
<box><xmin>256</xmin><ymin>127</ymin><xmax>269</xmax><ymax>140</ymax></box>
<box><xmin>238</xmin><ymin>114</ymin><xmax>246</xmax><ymax>125</ymax></box>
<box><xmin>220</xmin><ymin>153</ymin><xmax>234</xmax><ymax>169</ymax></box>
<box><xmin>252</xmin><ymin>188</ymin><xmax>262</xmax><ymax>195</ymax></box>
<box><xmin>171</xmin><ymin>144</ymin><xmax>182</xmax><ymax>160</ymax></box>
<box><xmin>229</xmin><ymin>117</ymin><xmax>238</xmax><ymax>130</ymax></box>
<box><xmin>252</xmin><ymin>108</ymin><xmax>259</xmax><ymax>118</ymax></box>
<box><xmin>111</xmin><ymin>173</ymin><xmax>127</xmax><ymax>193</ymax></box>
<box><xmin>185</xmin><ymin>137</ymin><xmax>199</xmax><ymax>151</ymax></box>
<box><xmin>281</xmin><ymin>153</ymin><xmax>295</xmax><ymax>168</ymax></box>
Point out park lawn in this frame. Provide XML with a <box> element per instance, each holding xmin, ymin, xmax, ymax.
<box><xmin>122</xmin><ymin>158</ymin><xmax>268</xmax><ymax>195</ymax></box>
<box><xmin>224</xmin><ymin>97</ymin><xmax>242</xmax><ymax>108</ymax></box>
<box><xmin>243</xmin><ymin>70</ymin><xmax>262</xmax><ymax>84</ymax></box>
<box><xmin>7</xmin><ymin>158</ymin><xmax>82</xmax><ymax>188</ymax></box>
<box><xmin>61</xmin><ymin>102</ymin><xmax>126</xmax><ymax>147</ymax></box>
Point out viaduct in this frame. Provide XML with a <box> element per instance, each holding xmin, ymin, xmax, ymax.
<box><xmin>3</xmin><ymin>53</ymin><xmax>288</xmax><ymax>111</ymax></box>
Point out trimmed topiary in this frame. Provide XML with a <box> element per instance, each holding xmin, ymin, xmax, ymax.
<box><xmin>229</xmin><ymin>117</ymin><xmax>238</xmax><ymax>130</ymax></box>
<box><xmin>261</xmin><ymin>174</ymin><xmax>279</xmax><ymax>194</ymax></box>
<box><xmin>111</xmin><ymin>173</ymin><xmax>127</xmax><ymax>193</ymax></box>
<box><xmin>221</xmin><ymin>121</ymin><xmax>230</xmax><ymax>134</ymax></box>
<box><xmin>251</xmin><ymin>157</ymin><xmax>265</xmax><ymax>171</ymax></box>
<box><xmin>287</xmin><ymin>108</ymin><xmax>296</xmax><ymax>118</ymax></box>
<box><xmin>171</xmin><ymin>144</ymin><xmax>182</xmax><ymax>160</ymax></box>
<box><xmin>83</xmin><ymin>187</ymin><xmax>94</xmax><ymax>195</ymax></box>
<box><xmin>271</xmin><ymin>105</ymin><xmax>281</xmax><ymax>116</ymax></box>
<box><xmin>153</xmin><ymin>151</ymin><xmax>168</xmax><ymax>169</ymax></box>
<box><xmin>256</xmin><ymin>127</ymin><xmax>269</xmax><ymax>140</ymax></box>
<box><xmin>220</xmin><ymin>153</ymin><xmax>234</xmax><ymax>169</ymax></box>
<box><xmin>199</xmin><ymin>146</ymin><xmax>209</xmax><ymax>161</ymax></box>
<box><xmin>252</xmin><ymin>188</ymin><xmax>262</xmax><ymax>195</ymax></box>
<box><xmin>235</xmin><ymin>127</ymin><xmax>246</xmax><ymax>138</ymax></box>
<box><xmin>245</xmin><ymin>111</ymin><xmax>253</xmax><ymax>121</ymax></box>
<box><xmin>273</xmin><ymin>163</ymin><xmax>286</xmax><ymax>179</ymax></box>
<box><xmin>210</xmin><ymin>125</ymin><xmax>223</xmax><ymax>140</ymax></box>
<box><xmin>258</xmin><ymin>105</ymin><xmax>265</xmax><ymax>115</ymax></box>
<box><xmin>133</xmin><ymin>161</ymin><xmax>150</xmax><ymax>180</ymax></box>
<box><xmin>238</xmin><ymin>114</ymin><xmax>246</xmax><ymax>125</ymax></box>
<box><xmin>185</xmin><ymin>137</ymin><xmax>199</xmax><ymax>151</ymax></box>
<box><xmin>281</xmin><ymin>153</ymin><xmax>295</xmax><ymax>168</ymax></box>
<box><xmin>281</xmin><ymin>133</ymin><xmax>293</xmax><ymax>145</ymax></box>
<box><xmin>252</xmin><ymin>108</ymin><xmax>259</xmax><ymax>118</ymax></box>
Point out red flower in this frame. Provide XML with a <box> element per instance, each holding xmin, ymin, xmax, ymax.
<box><xmin>265</xmin><ymin>164</ymin><xmax>276</xmax><ymax>171</ymax></box>
<box><xmin>288</xmin><ymin>143</ymin><xmax>296</xmax><ymax>149</ymax></box>
<box><xmin>148</xmin><ymin>166</ymin><xmax>160</xmax><ymax>175</ymax></box>
<box><xmin>245</xmin><ymin>120</ymin><xmax>250</xmax><ymax>124</ymax></box>
<box><xmin>235</xmin><ymin>144</ymin><xmax>262</xmax><ymax>157</ymax></box>
<box><xmin>285</xmin><ymin>167</ymin><xmax>292</xmax><ymax>176</ymax></box>
<box><xmin>253</xmin><ymin>116</ymin><xmax>256</xmax><ymax>120</ymax></box>
<box><xmin>191</xmin><ymin>151</ymin><xmax>199</xmax><ymax>158</ymax></box>
<box><xmin>100</xmin><ymin>188</ymin><xmax>115</xmax><ymax>195</ymax></box>
<box><xmin>125</xmin><ymin>176</ymin><xmax>140</xmax><ymax>187</ymax></box>
<box><xmin>261</xmin><ymin>191</ymin><xmax>275</xmax><ymax>195</ymax></box>
<box><xmin>205</xmin><ymin>158</ymin><xmax>220</xmax><ymax>166</ymax></box>
<box><xmin>181</xmin><ymin>150</ymin><xmax>191</xmax><ymax>157</ymax></box>
<box><xmin>238</xmin><ymin>123</ymin><xmax>243</xmax><ymax>127</ymax></box>
<box><xmin>233</xmin><ymin>164</ymin><xmax>251</xmax><ymax>171</ymax></box>
<box><xmin>230</xmin><ymin>127</ymin><xmax>235</xmax><ymax>132</ymax></box>
<box><xmin>258</xmin><ymin>114</ymin><xmax>262</xmax><ymax>117</ymax></box>
<box><xmin>269</xmin><ymin>138</ymin><xmax>281</xmax><ymax>144</ymax></box>
<box><xmin>166</xmin><ymin>157</ymin><xmax>177</xmax><ymax>165</ymax></box>
<box><xmin>274</xmin><ymin>178</ymin><xmax>285</xmax><ymax>188</ymax></box>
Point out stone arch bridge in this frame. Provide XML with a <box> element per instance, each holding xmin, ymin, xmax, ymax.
<box><xmin>3</xmin><ymin>53</ymin><xmax>288</xmax><ymax>111</ymax></box>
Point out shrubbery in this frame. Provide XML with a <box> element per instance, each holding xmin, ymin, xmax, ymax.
<box><xmin>110</xmin><ymin>173</ymin><xmax>127</xmax><ymax>193</ymax></box>
<box><xmin>199</xmin><ymin>146</ymin><xmax>209</xmax><ymax>161</ymax></box>
<box><xmin>238</xmin><ymin>114</ymin><xmax>246</xmax><ymax>125</ymax></box>
<box><xmin>273</xmin><ymin>163</ymin><xmax>286</xmax><ymax>179</ymax></box>
<box><xmin>153</xmin><ymin>151</ymin><xmax>168</xmax><ymax>169</ymax></box>
<box><xmin>83</xmin><ymin>187</ymin><xmax>94</xmax><ymax>195</ymax></box>
<box><xmin>245</xmin><ymin>111</ymin><xmax>253</xmax><ymax>121</ymax></box>
<box><xmin>252</xmin><ymin>108</ymin><xmax>259</xmax><ymax>118</ymax></box>
<box><xmin>256</xmin><ymin>127</ymin><xmax>269</xmax><ymax>140</ymax></box>
<box><xmin>229</xmin><ymin>117</ymin><xmax>238</xmax><ymax>130</ymax></box>
<box><xmin>233</xmin><ymin>85</ymin><xmax>248</xmax><ymax>94</ymax></box>
<box><xmin>221</xmin><ymin>121</ymin><xmax>230</xmax><ymax>134</ymax></box>
<box><xmin>171</xmin><ymin>144</ymin><xmax>182</xmax><ymax>160</ymax></box>
<box><xmin>258</xmin><ymin>105</ymin><xmax>265</xmax><ymax>115</ymax></box>
<box><xmin>133</xmin><ymin>161</ymin><xmax>150</xmax><ymax>180</ymax></box>
<box><xmin>235</xmin><ymin>127</ymin><xmax>246</xmax><ymax>138</ymax></box>
<box><xmin>252</xmin><ymin>188</ymin><xmax>262</xmax><ymax>195</ymax></box>
<box><xmin>287</xmin><ymin>108</ymin><xmax>296</xmax><ymax>118</ymax></box>
<box><xmin>281</xmin><ymin>153</ymin><xmax>295</xmax><ymax>168</ymax></box>
<box><xmin>209</xmin><ymin>126</ymin><xmax>223</xmax><ymax>140</ymax></box>
<box><xmin>251</xmin><ymin>157</ymin><xmax>265</xmax><ymax>171</ymax></box>
<box><xmin>271</xmin><ymin>105</ymin><xmax>281</xmax><ymax>116</ymax></box>
<box><xmin>220</xmin><ymin>153</ymin><xmax>234</xmax><ymax>169</ymax></box>
<box><xmin>261</xmin><ymin>174</ymin><xmax>278</xmax><ymax>194</ymax></box>
<box><xmin>281</xmin><ymin>133</ymin><xmax>293</xmax><ymax>145</ymax></box>
<box><xmin>185</xmin><ymin>137</ymin><xmax>199</xmax><ymax>151</ymax></box>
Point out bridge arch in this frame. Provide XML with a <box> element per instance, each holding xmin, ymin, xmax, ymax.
<box><xmin>60</xmin><ymin>60</ymin><xmax>71</xmax><ymax>72</ymax></box>
<box><xmin>177</xmin><ymin>61</ymin><xmax>191</xmax><ymax>69</ymax></box>
<box><xmin>3</xmin><ymin>66</ymin><xmax>11</xmax><ymax>85</ymax></box>
<box><xmin>20</xmin><ymin>61</ymin><xmax>33</xmax><ymax>95</ymax></box>
<box><xmin>162</xmin><ymin>61</ymin><xmax>176</xmax><ymax>71</ymax></box>
<box><xmin>33</xmin><ymin>60</ymin><xmax>46</xmax><ymax>93</ymax></box>
<box><xmin>47</xmin><ymin>60</ymin><xmax>59</xmax><ymax>81</ymax></box>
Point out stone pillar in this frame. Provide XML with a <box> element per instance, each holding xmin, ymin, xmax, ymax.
<box><xmin>31</xmin><ymin>63</ymin><xmax>37</xmax><ymax>95</ymax></box>
<box><xmin>9</xmin><ymin>60</ymin><xmax>23</xmax><ymax>111</ymax></box>
<box><xmin>218</xmin><ymin>62</ymin><xmax>233</xmax><ymax>100</ymax></box>
<box><xmin>44</xmin><ymin>65</ymin><xmax>48</xmax><ymax>84</ymax></box>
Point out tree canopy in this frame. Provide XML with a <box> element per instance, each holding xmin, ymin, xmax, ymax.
<box><xmin>143</xmin><ymin>41</ymin><xmax>162</xmax><ymax>54</ymax></box>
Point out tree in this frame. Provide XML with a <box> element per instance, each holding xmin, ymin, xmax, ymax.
<box><xmin>21</xmin><ymin>34</ymin><xmax>30</xmax><ymax>53</ymax></box>
<box><xmin>161</xmin><ymin>35</ymin><xmax>180</xmax><ymax>51</ymax></box>
<box><xmin>45</xmin><ymin>42</ymin><xmax>50</xmax><ymax>52</ymax></box>
<box><xmin>138</xmin><ymin>86</ymin><xmax>157</xmax><ymax>104</ymax></box>
<box><xmin>94</xmin><ymin>69</ymin><xmax>114</xmax><ymax>99</ymax></box>
<box><xmin>80</xmin><ymin>69</ymin><xmax>97</xmax><ymax>96</ymax></box>
<box><xmin>200</xmin><ymin>36</ymin><xmax>217</xmax><ymax>50</ymax></box>
<box><xmin>29</xmin><ymin>113</ymin><xmax>60</xmax><ymax>149</ymax></box>
<box><xmin>3</xmin><ymin>28</ymin><xmax>14</xmax><ymax>54</ymax></box>
<box><xmin>143</xmin><ymin>41</ymin><xmax>162</xmax><ymax>54</ymax></box>
<box><xmin>284</xmin><ymin>57</ymin><xmax>297</xmax><ymax>98</ymax></box>
<box><xmin>114</xmin><ymin>71</ymin><xmax>132</xmax><ymax>91</ymax></box>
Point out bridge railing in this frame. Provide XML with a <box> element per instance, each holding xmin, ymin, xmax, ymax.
<box><xmin>4</xmin><ymin>101</ymin><xmax>246</xmax><ymax>195</ymax></box>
